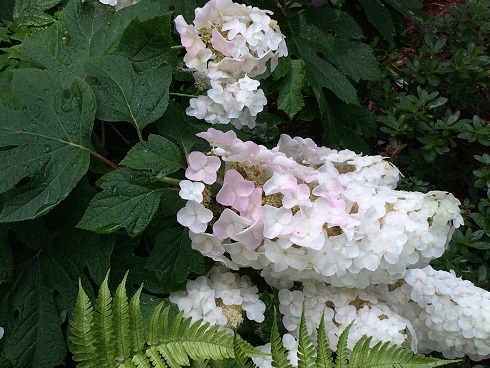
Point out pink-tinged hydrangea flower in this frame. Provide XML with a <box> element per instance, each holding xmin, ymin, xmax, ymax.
<box><xmin>216</xmin><ymin>170</ymin><xmax>255</xmax><ymax>211</ymax></box>
<box><xmin>241</xmin><ymin>188</ymin><xmax>263</xmax><ymax>221</ymax></box>
<box><xmin>196</xmin><ymin>128</ymin><xmax>237</xmax><ymax>148</ymax></box>
<box><xmin>177</xmin><ymin>201</ymin><xmax>213</xmax><ymax>233</ymax></box>
<box><xmin>213</xmin><ymin>209</ymin><xmax>252</xmax><ymax>240</ymax></box>
<box><xmin>185</xmin><ymin>151</ymin><xmax>221</xmax><ymax>184</ymax></box>
<box><xmin>174</xmin><ymin>0</ymin><xmax>287</xmax><ymax>80</ymax></box>
<box><xmin>179</xmin><ymin>180</ymin><xmax>205</xmax><ymax>202</ymax></box>
<box><xmin>263</xmin><ymin>171</ymin><xmax>297</xmax><ymax>195</ymax></box>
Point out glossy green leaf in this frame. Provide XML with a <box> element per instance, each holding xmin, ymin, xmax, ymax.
<box><xmin>0</xmin><ymin>68</ymin><xmax>96</xmax><ymax>222</ymax></box>
<box><xmin>115</xmin><ymin>13</ymin><xmax>179</xmax><ymax>72</ymax></box>
<box><xmin>277</xmin><ymin>59</ymin><xmax>306</xmax><ymax>120</ymax></box>
<box><xmin>120</xmin><ymin>134</ymin><xmax>185</xmax><ymax>179</ymax></box>
<box><xmin>77</xmin><ymin>169</ymin><xmax>168</xmax><ymax>237</ymax></box>
<box><xmin>145</xmin><ymin>227</ymin><xmax>206</xmax><ymax>292</ymax></box>
<box><xmin>80</xmin><ymin>55</ymin><xmax>172</xmax><ymax>138</ymax></box>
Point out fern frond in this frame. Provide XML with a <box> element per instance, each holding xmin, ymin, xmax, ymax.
<box><xmin>146</xmin><ymin>346</ymin><xmax>169</xmax><ymax>368</ymax></box>
<box><xmin>69</xmin><ymin>280</ymin><xmax>96</xmax><ymax>368</ymax></box>
<box><xmin>132</xmin><ymin>351</ymin><xmax>153</xmax><ymax>368</ymax></box>
<box><xmin>334</xmin><ymin>321</ymin><xmax>353</xmax><ymax>368</ymax></box>
<box><xmin>146</xmin><ymin>302</ymin><xmax>165</xmax><ymax>345</ymax></box>
<box><xmin>297</xmin><ymin>307</ymin><xmax>316</xmax><ymax>368</ymax></box>
<box><xmin>129</xmin><ymin>284</ymin><xmax>145</xmax><ymax>354</ymax></box>
<box><xmin>114</xmin><ymin>271</ymin><xmax>131</xmax><ymax>361</ymax></box>
<box><xmin>157</xmin><ymin>344</ymin><xmax>183</xmax><ymax>368</ymax></box>
<box><xmin>94</xmin><ymin>272</ymin><xmax>116</xmax><ymax>367</ymax></box>
<box><xmin>233</xmin><ymin>334</ymin><xmax>259</xmax><ymax>368</ymax></box>
<box><xmin>315</xmin><ymin>310</ymin><xmax>334</xmax><ymax>368</ymax></box>
<box><xmin>348</xmin><ymin>335</ymin><xmax>372</xmax><ymax>368</ymax></box>
<box><xmin>356</xmin><ymin>338</ymin><xmax>460</xmax><ymax>368</ymax></box>
<box><xmin>270</xmin><ymin>309</ymin><xmax>293</xmax><ymax>368</ymax></box>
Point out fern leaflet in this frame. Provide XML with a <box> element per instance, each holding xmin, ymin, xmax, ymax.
<box><xmin>297</xmin><ymin>307</ymin><xmax>316</xmax><ymax>368</ymax></box>
<box><xmin>69</xmin><ymin>280</ymin><xmax>96</xmax><ymax>368</ymax></box>
<box><xmin>93</xmin><ymin>273</ymin><xmax>116</xmax><ymax>367</ymax></box>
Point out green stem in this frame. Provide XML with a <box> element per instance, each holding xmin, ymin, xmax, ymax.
<box><xmin>157</xmin><ymin>177</ymin><xmax>182</xmax><ymax>187</ymax></box>
<box><xmin>169</xmin><ymin>92</ymin><xmax>198</xmax><ymax>98</ymax></box>
<box><xmin>91</xmin><ymin>151</ymin><xmax>120</xmax><ymax>170</ymax></box>
<box><xmin>171</xmin><ymin>45</ymin><xmax>185</xmax><ymax>49</ymax></box>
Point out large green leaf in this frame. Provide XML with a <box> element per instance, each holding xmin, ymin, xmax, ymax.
<box><xmin>0</xmin><ymin>226</ymin><xmax>13</xmax><ymax>285</ymax></box>
<box><xmin>288</xmin><ymin>17</ymin><xmax>358</xmax><ymax>105</ymax></box>
<box><xmin>277</xmin><ymin>59</ymin><xmax>306</xmax><ymax>120</ymax></box>
<box><xmin>0</xmin><ymin>224</ymin><xmax>107</xmax><ymax>367</ymax></box>
<box><xmin>120</xmin><ymin>134</ymin><xmax>185</xmax><ymax>179</ymax></box>
<box><xmin>321</xmin><ymin>92</ymin><xmax>376</xmax><ymax>152</ymax></box>
<box><xmin>80</xmin><ymin>56</ymin><xmax>172</xmax><ymax>139</ymax></box>
<box><xmin>77</xmin><ymin>168</ymin><xmax>169</xmax><ymax>237</ymax></box>
<box><xmin>0</xmin><ymin>68</ymin><xmax>96</xmax><ymax>222</ymax></box>
<box><xmin>146</xmin><ymin>227</ymin><xmax>206</xmax><ymax>292</ymax></box>
<box><xmin>0</xmin><ymin>0</ymin><xmax>60</xmax><ymax>28</ymax></box>
<box><xmin>115</xmin><ymin>13</ymin><xmax>179</xmax><ymax>72</ymax></box>
<box><xmin>358</xmin><ymin>0</ymin><xmax>395</xmax><ymax>44</ymax></box>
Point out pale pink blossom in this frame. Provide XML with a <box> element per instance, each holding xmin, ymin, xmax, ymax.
<box><xmin>185</xmin><ymin>151</ymin><xmax>221</xmax><ymax>184</ymax></box>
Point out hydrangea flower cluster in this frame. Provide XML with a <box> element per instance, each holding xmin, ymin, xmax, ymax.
<box><xmin>278</xmin><ymin>281</ymin><xmax>415</xmax><ymax>352</ymax></box>
<box><xmin>377</xmin><ymin>266</ymin><xmax>490</xmax><ymax>360</ymax></box>
<box><xmin>176</xmin><ymin>128</ymin><xmax>463</xmax><ymax>289</ymax></box>
<box><xmin>175</xmin><ymin>0</ymin><xmax>287</xmax><ymax>128</ymax></box>
<box><xmin>169</xmin><ymin>265</ymin><xmax>265</xmax><ymax>330</ymax></box>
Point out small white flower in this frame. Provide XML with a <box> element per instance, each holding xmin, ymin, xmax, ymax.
<box><xmin>179</xmin><ymin>180</ymin><xmax>205</xmax><ymax>203</ymax></box>
<box><xmin>177</xmin><ymin>201</ymin><xmax>213</xmax><ymax>233</ymax></box>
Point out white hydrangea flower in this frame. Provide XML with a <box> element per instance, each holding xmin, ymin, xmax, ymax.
<box><xmin>175</xmin><ymin>0</ymin><xmax>287</xmax><ymax>80</ymax></box>
<box><xmin>169</xmin><ymin>265</ymin><xmax>266</xmax><ymax>330</ymax></box>
<box><xmin>186</xmin><ymin>76</ymin><xmax>267</xmax><ymax>129</ymax></box>
<box><xmin>179</xmin><ymin>129</ymin><xmax>463</xmax><ymax>289</ymax></box>
<box><xmin>176</xmin><ymin>200</ymin><xmax>213</xmax><ymax>233</ymax></box>
<box><xmin>179</xmin><ymin>180</ymin><xmax>205</xmax><ymax>202</ymax></box>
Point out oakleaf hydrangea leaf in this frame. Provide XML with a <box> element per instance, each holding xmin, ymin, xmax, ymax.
<box><xmin>120</xmin><ymin>134</ymin><xmax>185</xmax><ymax>179</ymax></box>
<box><xmin>358</xmin><ymin>0</ymin><xmax>395</xmax><ymax>44</ymax></box>
<box><xmin>115</xmin><ymin>13</ymin><xmax>179</xmax><ymax>72</ymax></box>
<box><xmin>77</xmin><ymin>168</ymin><xmax>168</xmax><ymax>237</ymax></box>
<box><xmin>0</xmin><ymin>227</ymin><xmax>14</xmax><ymax>284</ymax></box>
<box><xmin>0</xmin><ymin>237</ymin><xmax>95</xmax><ymax>368</ymax></box>
<box><xmin>1</xmin><ymin>0</ymin><xmax>60</xmax><ymax>29</ymax></box>
<box><xmin>80</xmin><ymin>55</ymin><xmax>172</xmax><ymax>138</ymax></box>
<box><xmin>277</xmin><ymin>59</ymin><xmax>306</xmax><ymax>119</ymax></box>
<box><xmin>146</xmin><ymin>227</ymin><xmax>206</xmax><ymax>292</ymax></box>
<box><xmin>0</xmin><ymin>68</ymin><xmax>96</xmax><ymax>222</ymax></box>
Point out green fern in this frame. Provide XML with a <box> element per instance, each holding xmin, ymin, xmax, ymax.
<box><xmin>69</xmin><ymin>271</ymin><xmax>265</xmax><ymax>368</ymax></box>
<box><xmin>270</xmin><ymin>311</ymin><xmax>461</xmax><ymax>368</ymax></box>
<box><xmin>271</xmin><ymin>309</ymin><xmax>294</xmax><ymax>368</ymax></box>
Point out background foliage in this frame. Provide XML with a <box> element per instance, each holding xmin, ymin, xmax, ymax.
<box><xmin>0</xmin><ymin>0</ymin><xmax>488</xmax><ymax>367</ymax></box>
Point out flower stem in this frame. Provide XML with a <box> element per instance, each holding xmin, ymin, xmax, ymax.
<box><xmin>158</xmin><ymin>177</ymin><xmax>182</xmax><ymax>187</ymax></box>
<box><xmin>90</xmin><ymin>151</ymin><xmax>120</xmax><ymax>170</ymax></box>
<box><xmin>169</xmin><ymin>92</ymin><xmax>198</xmax><ymax>98</ymax></box>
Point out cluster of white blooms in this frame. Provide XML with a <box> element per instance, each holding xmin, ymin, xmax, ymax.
<box><xmin>373</xmin><ymin>266</ymin><xmax>490</xmax><ymax>360</ymax></box>
<box><xmin>278</xmin><ymin>280</ymin><xmax>415</xmax><ymax>352</ymax></box>
<box><xmin>175</xmin><ymin>0</ymin><xmax>287</xmax><ymax>128</ymax></box>
<box><xmin>99</xmin><ymin>0</ymin><xmax>139</xmax><ymax>10</ymax></box>
<box><xmin>169</xmin><ymin>265</ymin><xmax>265</xmax><ymax>330</ymax></box>
<box><xmin>176</xmin><ymin>128</ymin><xmax>463</xmax><ymax>289</ymax></box>
<box><xmin>186</xmin><ymin>76</ymin><xmax>267</xmax><ymax>129</ymax></box>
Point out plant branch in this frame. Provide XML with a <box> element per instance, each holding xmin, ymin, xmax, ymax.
<box><xmin>169</xmin><ymin>92</ymin><xmax>198</xmax><ymax>98</ymax></box>
<box><xmin>157</xmin><ymin>177</ymin><xmax>181</xmax><ymax>187</ymax></box>
<box><xmin>90</xmin><ymin>150</ymin><xmax>120</xmax><ymax>170</ymax></box>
